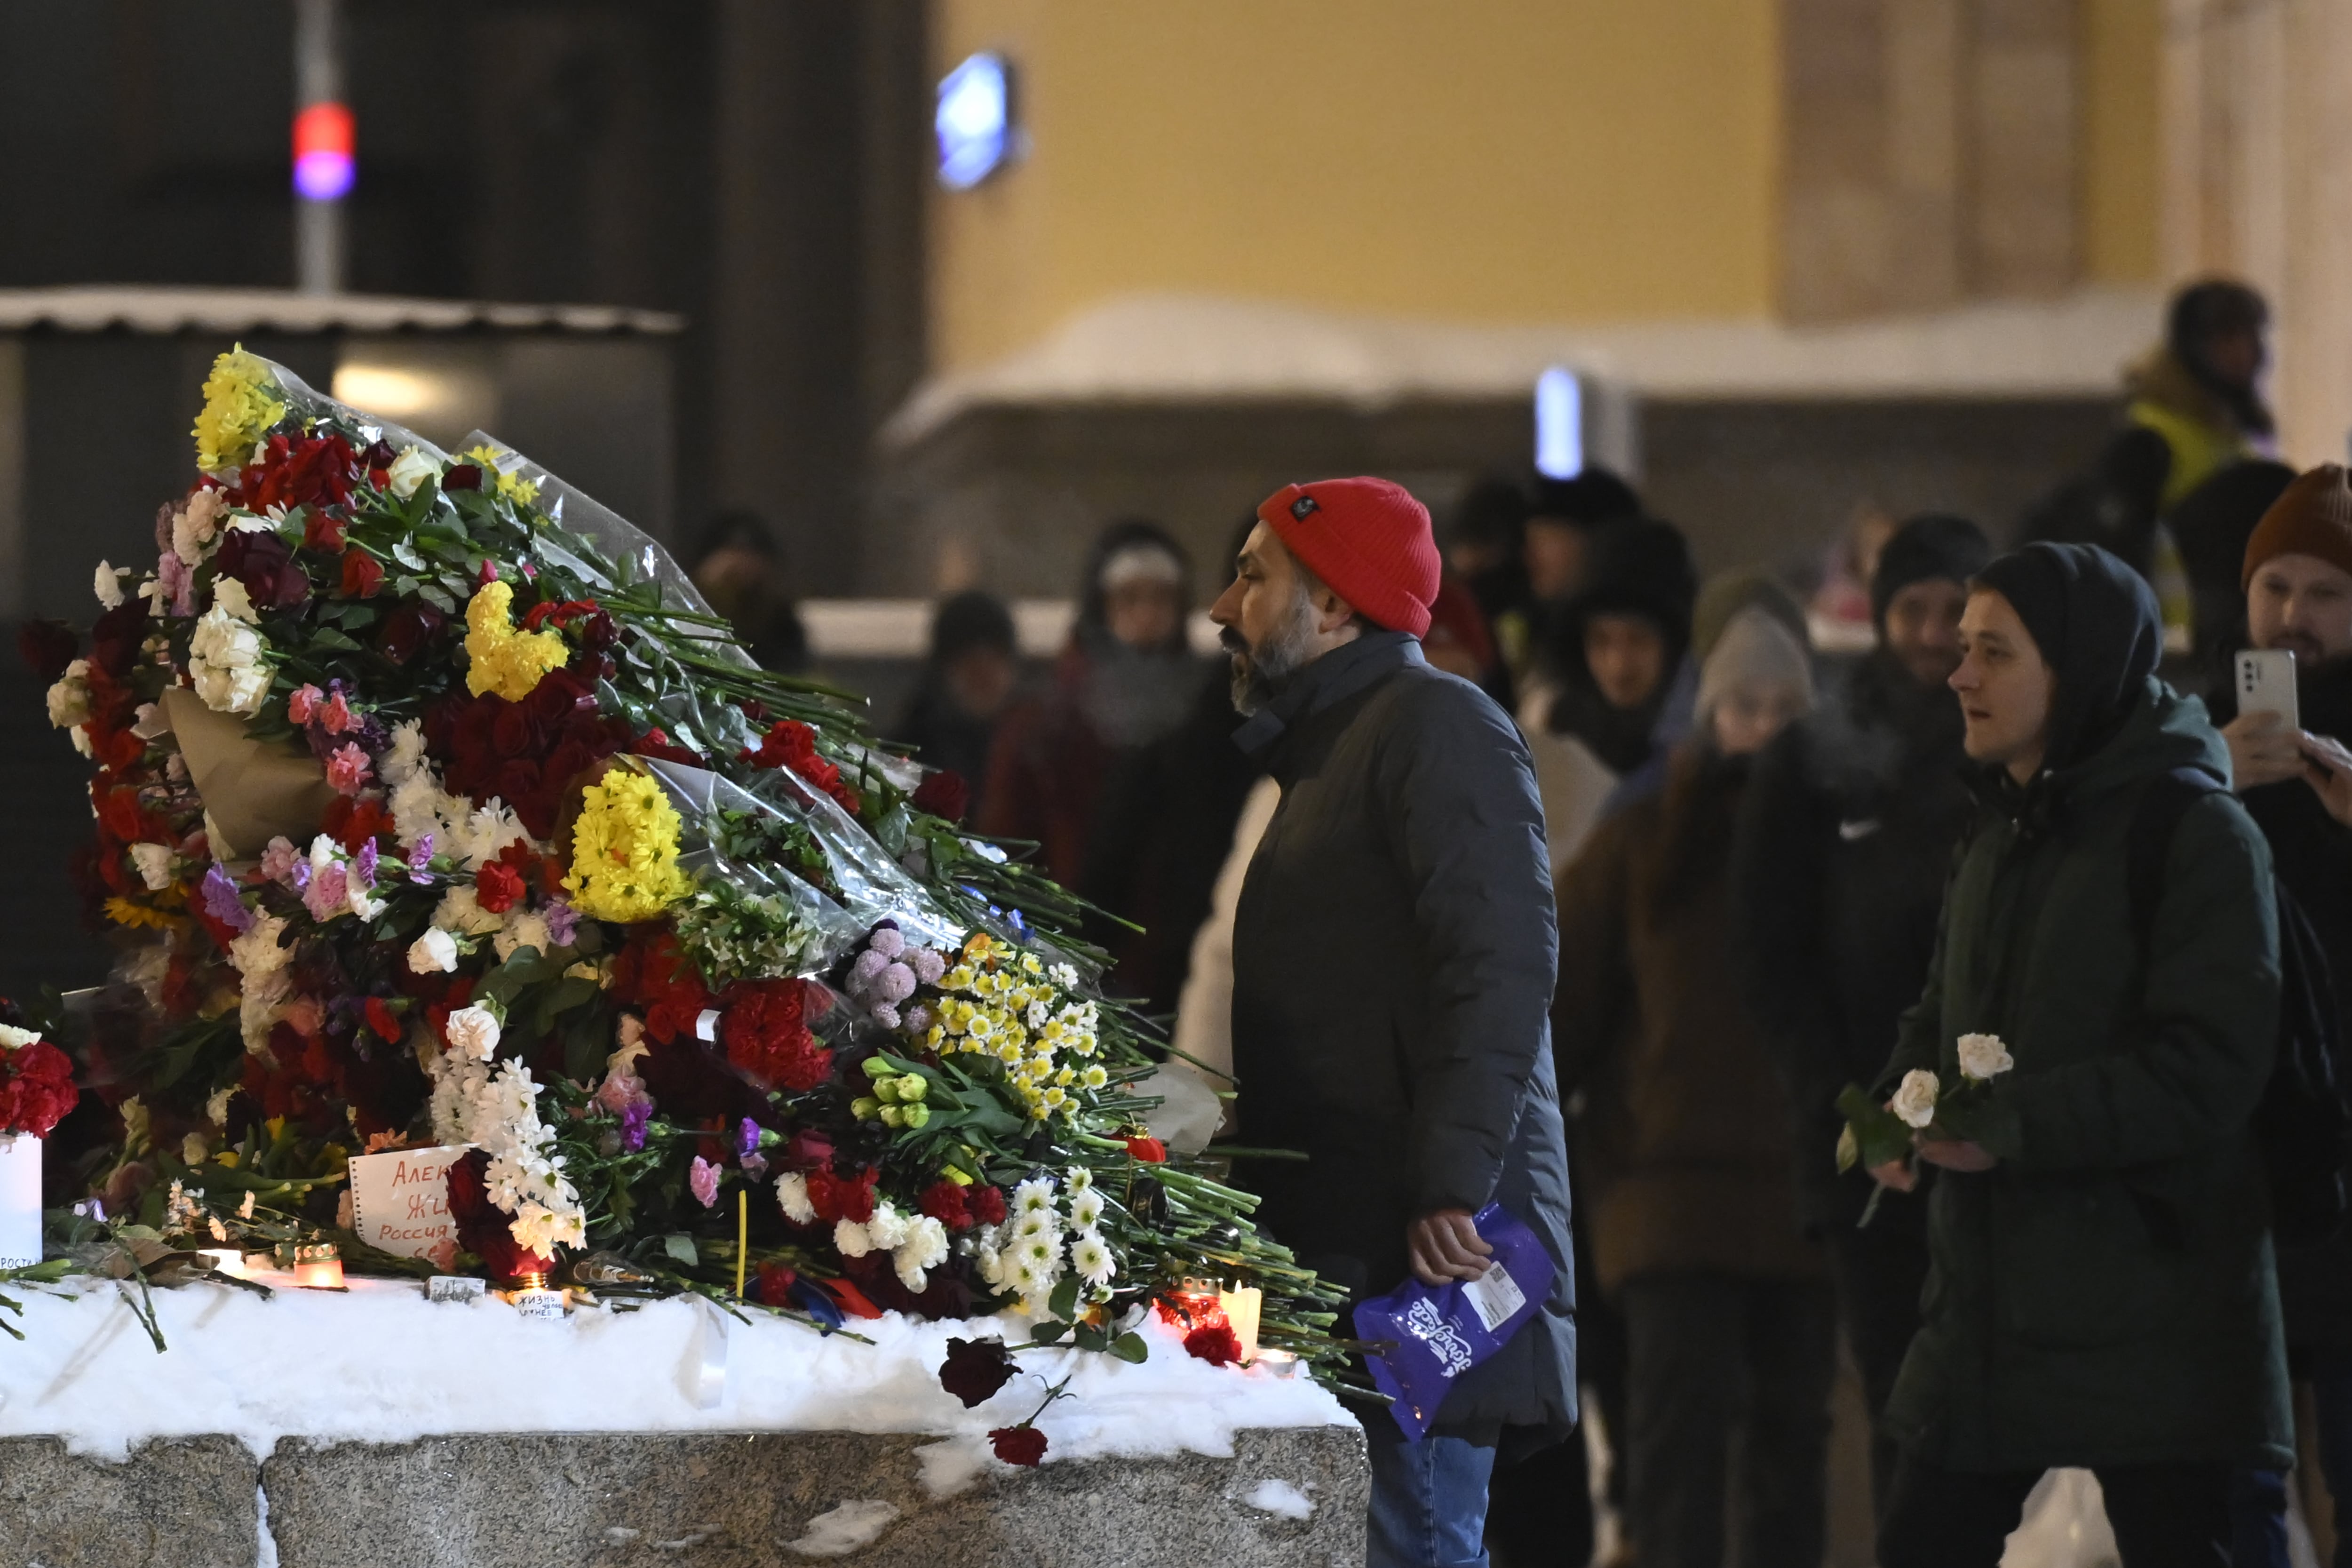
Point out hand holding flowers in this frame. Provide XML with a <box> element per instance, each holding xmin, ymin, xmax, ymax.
<box><xmin>1836</xmin><ymin>1032</ymin><xmax>2016</xmax><ymax>1211</ymax></box>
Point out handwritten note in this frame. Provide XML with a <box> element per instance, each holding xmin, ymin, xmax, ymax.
<box><xmin>348</xmin><ymin>1144</ymin><xmax>466</xmax><ymax>1261</ymax></box>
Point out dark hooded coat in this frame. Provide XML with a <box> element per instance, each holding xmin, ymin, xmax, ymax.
<box><xmin>1878</xmin><ymin>543</ymin><xmax>2291</xmax><ymax>1471</ymax></box>
<box><xmin>1229</xmin><ymin>631</ymin><xmax>1578</xmax><ymax>1442</ymax></box>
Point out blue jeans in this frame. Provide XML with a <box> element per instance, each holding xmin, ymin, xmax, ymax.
<box><xmin>1365</xmin><ymin>1422</ymin><xmax>1498</xmax><ymax>1568</ymax></box>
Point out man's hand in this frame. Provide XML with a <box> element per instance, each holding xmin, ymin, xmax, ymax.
<box><xmin>1867</xmin><ymin>1157</ymin><xmax>1916</xmax><ymax>1193</ymax></box>
<box><xmin>1407</xmin><ymin>1209</ymin><xmax>1494</xmax><ymax>1286</ymax></box>
<box><xmin>2301</xmin><ymin>732</ymin><xmax>2352</xmax><ymax>827</ymax></box>
<box><xmin>2226</xmin><ymin>710</ymin><xmax>2307</xmax><ymax>790</ymax></box>
<box><xmin>1915</xmin><ymin>1138</ymin><xmax>1996</xmax><ymax>1172</ymax></box>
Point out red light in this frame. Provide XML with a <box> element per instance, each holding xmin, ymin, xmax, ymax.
<box><xmin>293</xmin><ymin>102</ymin><xmax>354</xmax><ymax>160</ymax></box>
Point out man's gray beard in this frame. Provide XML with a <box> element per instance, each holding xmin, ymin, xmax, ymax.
<box><xmin>1227</xmin><ymin>590</ymin><xmax>1323</xmax><ymax>715</ymax></box>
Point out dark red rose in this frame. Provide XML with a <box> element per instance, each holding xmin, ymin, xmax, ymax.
<box><xmin>783</xmin><ymin>1128</ymin><xmax>834</xmax><ymax>1172</ymax></box>
<box><xmin>214</xmin><ymin>527</ymin><xmax>310</xmax><ymax>610</ymax></box>
<box><xmin>969</xmin><ymin>1185</ymin><xmax>1008</xmax><ymax>1227</ymax></box>
<box><xmin>745</xmin><ymin>720</ymin><xmax>861</xmax><ymax>815</ymax></box>
<box><xmin>339</xmin><ymin>549</ymin><xmax>383</xmax><ymax>598</ymax></box>
<box><xmin>240</xmin><ymin>432</ymin><xmax>358</xmax><ymax>513</ymax></box>
<box><xmin>491</xmin><ymin>702</ymin><xmax>549</xmax><ymax>757</ymax></box>
<box><xmin>939</xmin><ymin>1336</ymin><xmax>1018</xmax><ymax>1408</ymax></box>
<box><xmin>443</xmin><ymin>464</ymin><xmax>483</xmax><ymax>492</ymax></box>
<box><xmin>1124</xmin><ymin>1135</ymin><xmax>1168</xmax><ymax>1164</ymax></box>
<box><xmin>629</xmin><ymin>728</ymin><xmax>703</xmax><ymax>766</ymax></box>
<box><xmin>363</xmin><ymin>439</ymin><xmax>397</xmax><ymax>470</ymax></box>
<box><xmin>988</xmin><ymin>1426</ymin><xmax>1048</xmax><ymax>1467</ymax></box>
<box><xmin>89</xmin><ymin>597</ymin><xmax>152</xmax><ymax>677</ymax></box>
<box><xmin>377</xmin><ymin>600</ymin><xmax>448</xmax><ymax>666</ymax></box>
<box><xmin>303</xmin><ymin>509</ymin><xmax>347</xmax><ymax>553</ymax></box>
<box><xmin>919</xmin><ymin>1179</ymin><xmax>973</xmax><ymax>1232</ymax></box>
<box><xmin>473</xmin><ymin>861</ymin><xmax>524</xmax><ymax>915</ymax></box>
<box><xmin>910</xmin><ymin>770</ymin><xmax>969</xmax><ymax>823</ymax></box>
<box><xmin>1183</xmin><ymin>1322</ymin><xmax>1243</xmax><ymax>1367</ymax></box>
<box><xmin>18</xmin><ymin>621</ymin><xmax>78</xmax><ymax>684</ymax></box>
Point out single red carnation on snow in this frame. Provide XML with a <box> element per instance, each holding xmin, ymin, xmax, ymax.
<box><xmin>988</xmin><ymin>1425</ymin><xmax>1049</xmax><ymax>1467</ymax></box>
<box><xmin>1183</xmin><ymin>1322</ymin><xmax>1243</xmax><ymax>1367</ymax></box>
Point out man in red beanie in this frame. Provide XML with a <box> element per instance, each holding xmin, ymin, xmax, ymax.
<box><xmin>1211</xmin><ymin>477</ymin><xmax>1577</xmax><ymax>1568</ymax></box>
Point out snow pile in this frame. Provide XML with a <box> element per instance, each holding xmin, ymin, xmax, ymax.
<box><xmin>0</xmin><ymin>1278</ymin><xmax>1350</xmax><ymax>1467</ymax></box>
<box><xmin>1240</xmin><ymin>1478</ymin><xmax>1317</xmax><ymax>1520</ymax></box>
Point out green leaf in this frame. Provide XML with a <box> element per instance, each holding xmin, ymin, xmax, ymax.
<box><xmin>1028</xmin><ymin>1318</ymin><xmax>1069</xmax><ymax>1345</ymax></box>
<box><xmin>1834</xmin><ymin>1084</ymin><xmax>1915</xmax><ymax>1173</ymax></box>
<box><xmin>1048</xmin><ymin>1274</ymin><xmax>1081</xmax><ymax>1323</ymax></box>
<box><xmin>1108</xmin><ymin>1332</ymin><xmax>1149</xmax><ymax>1364</ymax></box>
<box><xmin>309</xmin><ymin>628</ymin><xmax>362</xmax><ymax>653</ymax></box>
<box><xmin>1073</xmin><ymin>1322</ymin><xmax>1108</xmax><ymax>1353</ymax></box>
<box><xmin>664</xmin><ymin>1233</ymin><xmax>698</xmax><ymax>1266</ymax></box>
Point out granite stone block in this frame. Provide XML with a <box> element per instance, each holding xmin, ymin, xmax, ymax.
<box><xmin>0</xmin><ymin>1436</ymin><xmax>259</xmax><ymax>1568</ymax></box>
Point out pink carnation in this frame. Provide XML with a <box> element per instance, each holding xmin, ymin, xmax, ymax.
<box><xmin>302</xmin><ymin>861</ymin><xmax>348</xmax><ymax>921</ymax></box>
<box><xmin>689</xmin><ymin>1156</ymin><xmax>721</xmax><ymax>1208</ymax></box>
<box><xmin>320</xmin><ymin>689</ymin><xmax>355</xmax><ymax>734</ymax></box>
<box><xmin>326</xmin><ymin>743</ymin><xmax>371</xmax><ymax>796</ymax></box>
<box><xmin>258</xmin><ymin>836</ymin><xmax>302</xmax><ymax>886</ymax></box>
<box><xmin>287</xmin><ymin>684</ymin><xmax>323</xmax><ymax>724</ymax></box>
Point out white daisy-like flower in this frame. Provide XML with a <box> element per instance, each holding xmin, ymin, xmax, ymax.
<box><xmin>1064</xmin><ymin>1166</ymin><xmax>1093</xmax><ymax>1195</ymax></box>
<box><xmin>1013</xmin><ymin>1177</ymin><xmax>1057</xmax><ymax>1218</ymax></box>
<box><xmin>1071</xmin><ymin>1233</ymin><xmax>1115</xmax><ymax>1288</ymax></box>
<box><xmin>1069</xmin><ymin>1188</ymin><xmax>1104</xmax><ymax>1230</ymax></box>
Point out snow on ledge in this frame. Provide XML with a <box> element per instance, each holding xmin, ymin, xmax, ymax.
<box><xmin>0</xmin><ymin>1278</ymin><xmax>1350</xmax><ymax>1467</ymax></box>
<box><xmin>882</xmin><ymin>288</ymin><xmax>2160</xmax><ymax>445</ymax></box>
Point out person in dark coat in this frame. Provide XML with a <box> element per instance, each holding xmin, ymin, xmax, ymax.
<box><xmin>2211</xmin><ymin>466</ymin><xmax>2352</xmax><ymax>1567</ymax></box>
<box><xmin>1730</xmin><ymin>512</ymin><xmax>1993</xmax><ymax>1521</ymax></box>
<box><xmin>688</xmin><ymin>511</ymin><xmax>810</xmax><ymax>674</ymax></box>
<box><xmin>893</xmin><ymin>590</ymin><xmax>1019</xmax><ymax>824</ymax></box>
<box><xmin>1867</xmin><ymin>542</ymin><xmax>2290</xmax><ymax>1565</ymax></box>
<box><xmin>2169</xmin><ymin>459</ymin><xmax>2297</xmax><ymax>692</ymax></box>
<box><xmin>1557</xmin><ymin>604</ymin><xmax>1830</xmax><ymax>1568</ymax></box>
<box><xmin>979</xmin><ymin>519</ymin><xmax>1202</xmax><ymax>884</ymax></box>
<box><xmin>1214</xmin><ymin>476</ymin><xmax>1576</xmax><ymax>1568</ymax></box>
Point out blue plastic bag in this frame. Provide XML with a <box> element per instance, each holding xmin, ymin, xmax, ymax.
<box><xmin>1351</xmin><ymin>1202</ymin><xmax>1556</xmax><ymax>1441</ymax></box>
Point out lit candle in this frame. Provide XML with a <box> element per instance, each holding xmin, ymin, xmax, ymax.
<box><xmin>1253</xmin><ymin>1347</ymin><xmax>1301</xmax><ymax>1377</ymax></box>
<box><xmin>291</xmin><ymin>1242</ymin><xmax>344</xmax><ymax>1289</ymax></box>
<box><xmin>196</xmin><ymin>1248</ymin><xmax>246</xmax><ymax>1279</ymax></box>
<box><xmin>1218</xmin><ymin>1285</ymin><xmax>1263</xmax><ymax>1362</ymax></box>
<box><xmin>507</xmin><ymin>1271</ymin><xmax>566</xmax><ymax>1321</ymax></box>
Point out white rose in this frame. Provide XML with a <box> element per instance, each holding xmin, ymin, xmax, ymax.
<box><xmin>1956</xmin><ymin>1033</ymin><xmax>2015</xmax><ymax>1083</ymax></box>
<box><xmin>188</xmin><ymin>605</ymin><xmax>270</xmax><ymax>715</ymax></box>
<box><xmin>408</xmin><ymin>927</ymin><xmax>460</xmax><ymax>974</ymax></box>
<box><xmin>94</xmin><ymin>561</ymin><xmax>124</xmax><ymax>610</ymax></box>
<box><xmin>386</xmin><ymin>446</ymin><xmax>439</xmax><ymax>500</ymax></box>
<box><xmin>444</xmin><ymin>1004</ymin><xmax>502</xmax><ymax>1062</ymax></box>
<box><xmin>1890</xmin><ymin>1068</ymin><xmax>1941</xmax><ymax>1130</ymax></box>
<box><xmin>128</xmin><ymin>843</ymin><xmax>176</xmax><ymax>891</ymax></box>
<box><xmin>45</xmin><ymin>661</ymin><xmax>90</xmax><ymax>729</ymax></box>
<box><xmin>210</xmin><ymin>576</ymin><xmax>258</xmax><ymax>622</ymax></box>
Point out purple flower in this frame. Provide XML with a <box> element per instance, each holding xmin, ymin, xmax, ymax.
<box><xmin>156</xmin><ymin>551</ymin><xmax>195</xmax><ymax>617</ymax></box>
<box><xmin>904</xmin><ymin>1004</ymin><xmax>933</xmax><ymax>1035</ymax></box>
<box><xmin>735</xmin><ymin>1118</ymin><xmax>761</xmax><ymax>1159</ymax></box>
<box><xmin>200</xmin><ymin>864</ymin><xmax>254</xmax><ymax>933</ymax></box>
<box><xmin>542</xmin><ymin>899</ymin><xmax>580</xmax><ymax>947</ymax></box>
<box><xmin>290</xmin><ymin>858</ymin><xmax>312</xmax><ymax>892</ymax></box>
<box><xmin>910</xmin><ymin>949</ymin><xmax>945</xmax><ymax>985</ymax></box>
<box><xmin>740</xmin><ymin>1153</ymin><xmax>769</xmax><ymax>1180</ymax></box>
<box><xmin>868</xmin><ymin>926</ymin><xmax>905</xmax><ymax>959</ymax></box>
<box><xmin>620</xmin><ymin>1101</ymin><xmax>652</xmax><ymax>1153</ymax></box>
<box><xmin>354</xmin><ymin>840</ymin><xmax>378</xmax><ymax>888</ymax></box>
<box><xmin>689</xmin><ymin>1156</ymin><xmax>721</xmax><ymax>1208</ymax></box>
<box><xmin>407</xmin><ymin>834</ymin><xmax>436</xmax><ymax>885</ymax></box>
<box><xmin>259</xmin><ymin>836</ymin><xmax>302</xmax><ymax>886</ymax></box>
<box><xmin>302</xmin><ymin>862</ymin><xmax>348</xmax><ymax>921</ymax></box>
<box><xmin>849</xmin><ymin>949</ymin><xmax>889</xmax><ymax>991</ymax></box>
<box><xmin>874</xmin><ymin>963</ymin><xmax>915</xmax><ymax>1004</ymax></box>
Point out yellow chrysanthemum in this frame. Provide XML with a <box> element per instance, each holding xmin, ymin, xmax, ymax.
<box><xmin>104</xmin><ymin>897</ymin><xmax>181</xmax><ymax>931</ymax></box>
<box><xmin>192</xmin><ymin>346</ymin><xmax>287</xmax><ymax>472</ymax></box>
<box><xmin>462</xmin><ymin>580</ymin><xmax>569</xmax><ymax>701</ymax></box>
<box><xmin>461</xmin><ymin>445</ymin><xmax>542</xmax><ymax>507</ymax></box>
<box><xmin>563</xmin><ymin>768</ymin><xmax>692</xmax><ymax>923</ymax></box>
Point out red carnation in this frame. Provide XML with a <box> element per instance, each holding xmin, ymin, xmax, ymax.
<box><xmin>806</xmin><ymin>1163</ymin><xmax>877</xmax><ymax>1225</ymax></box>
<box><xmin>720</xmin><ymin>979</ymin><xmax>833</xmax><ymax>1092</ymax></box>
<box><xmin>0</xmin><ymin>1038</ymin><xmax>79</xmax><ymax>1140</ymax></box>
<box><xmin>969</xmin><ymin>1185</ymin><xmax>1008</xmax><ymax>1227</ymax></box>
<box><xmin>609</xmin><ymin>931</ymin><xmax>711</xmax><ymax>1046</ymax></box>
<box><xmin>473</xmin><ymin>861</ymin><xmax>524</xmax><ymax>915</ymax></box>
<box><xmin>1184</xmin><ymin>1322</ymin><xmax>1243</xmax><ymax>1367</ymax></box>
<box><xmin>340</xmin><ymin>548</ymin><xmax>384</xmax><ymax>599</ymax></box>
<box><xmin>1125</xmin><ymin>1135</ymin><xmax>1168</xmax><ymax>1164</ymax></box>
<box><xmin>629</xmin><ymin>728</ymin><xmax>702</xmax><ymax>767</ymax></box>
<box><xmin>919</xmin><ymin>1179</ymin><xmax>973</xmax><ymax>1232</ymax></box>
<box><xmin>754</xmin><ymin>1263</ymin><xmax>799</xmax><ymax>1308</ymax></box>
<box><xmin>910</xmin><ymin>769</ymin><xmax>969</xmax><ymax>823</ymax></box>
<box><xmin>745</xmin><ymin>720</ymin><xmax>861</xmax><ymax>815</ymax></box>
<box><xmin>988</xmin><ymin>1426</ymin><xmax>1049</xmax><ymax>1467</ymax></box>
<box><xmin>363</xmin><ymin>997</ymin><xmax>403</xmax><ymax>1044</ymax></box>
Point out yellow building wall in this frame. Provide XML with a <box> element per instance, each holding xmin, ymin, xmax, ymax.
<box><xmin>929</xmin><ymin>0</ymin><xmax>2164</xmax><ymax>375</ymax></box>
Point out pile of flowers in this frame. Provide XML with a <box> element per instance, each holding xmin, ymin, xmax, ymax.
<box><xmin>0</xmin><ymin>1003</ymin><xmax>79</xmax><ymax>1141</ymax></box>
<box><xmin>22</xmin><ymin>350</ymin><xmax>1343</xmax><ymax>1422</ymax></box>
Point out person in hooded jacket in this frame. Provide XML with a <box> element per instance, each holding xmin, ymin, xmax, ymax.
<box><xmin>979</xmin><ymin>519</ymin><xmax>1204</xmax><ymax>885</ymax></box>
<box><xmin>2207</xmin><ymin>467</ymin><xmax>2352</xmax><ymax>1567</ymax></box>
<box><xmin>893</xmin><ymin>590</ymin><xmax>1020</xmax><ymax>824</ymax></box>
<box><xmin>1866</xmin><ymin>542</ymin><xmax>2289</xmax><ymax>1566</ymax></box>
<box><xmin>1556</xmin><ymin>604</ymin><xmax>1829</xmax><ymax>1568</ymax></box>
<box><xmin>1730</xmin><ymin>513</ymin><xmax>1993</xmax><ymax>1521</ymax></box>
<box><xmin>1215</xmin><ymin>476</ymin><xmax>1575</xmax><ymax>1568</ymax></box>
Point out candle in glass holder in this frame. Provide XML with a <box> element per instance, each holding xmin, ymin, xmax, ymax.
<box><xmin>1253</xmin><ymin>1347</ymin><xmax>1302</xmax><ymax>1377</ymax></box>
<box><xmin>1155</xmin><ymin>1276</ymin><xmax>1227</xmax><ymax>1332</ymax></box>
<box><xmin>1217</xmin><ymin>1285</ymin><xmax>1263</xmax><ymax>1362</ymax></box>
<box><xmin>291</xmin><ymin>1242</ymin><xmax>344</xmax><ymax>1289</ymax></box>
<box><xmin>507</xmin><ymin>1272</ymin><xmax>567</xmax><ymax>1321</ymax></box>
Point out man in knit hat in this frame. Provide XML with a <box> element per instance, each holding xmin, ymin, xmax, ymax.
<box><xmin>2215</xmin><ymin>465</ymin><xmax>2352</xmax><ymax>1567</ymax></box>
<box><xmin>1729</xmin><ymin>514</ymin><xmax>1992</xmax><ymax>1524</ymax></box>
<box><xmin>1212</xmin><ymin>477</ymin><xmax>1577</xmax><ymax>1568</ymax></box>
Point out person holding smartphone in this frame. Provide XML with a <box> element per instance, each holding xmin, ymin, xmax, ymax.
<box><xmin>2221</xmin><ymin>464</ymin><xmax>2352</xmax><ymax>1567</ymax></box>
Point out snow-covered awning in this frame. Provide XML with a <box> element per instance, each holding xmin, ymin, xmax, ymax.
<box><xmin>0</xmin><ymin>286</ymin><xmax>683</xmax><ymax>337</ymax></box>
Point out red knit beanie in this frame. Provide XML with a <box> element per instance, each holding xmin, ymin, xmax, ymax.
<box><xmin>1256</xmin><ymin>478</ymin><xmax>1441</xmax><ymax>637</ymax></box>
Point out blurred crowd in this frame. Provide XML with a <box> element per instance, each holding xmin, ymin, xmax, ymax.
<box><xmin>691</xmin><ymin>277</ymin><xmax>2352</xmax><ymax>1568</ymax></box>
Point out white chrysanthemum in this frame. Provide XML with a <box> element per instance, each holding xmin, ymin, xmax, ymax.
<box><xmin>775</xmin><ymin>1172</ymin><xmax>817</xmax><ymax>1225</ymax></box>
<box><xmin>45</xmin><ymin>660</ymin><xmax>90</xmax><ymax>729</ymax></box>
<box><xmin>834</xmin><ymin>1218</ymin><xmax>875</xmax><ymax>1259</ymax></box>
<box><xmin>509</xmin><ymin>1201</ymin><xmax>583</xmax><ymax>1256</ymax></box>
<box><xmin>444</xmin><ymin>1005</ymin><xmax>501</xmax><ymax>1062</ymax></box>
<box><xmin>407</xmin><ymin>927</ymin><xmax>460</xmax><ymax>975</ymax></box>
<box><xmin>460</xmin><ymin>802</ymin><xmax>530</xmax><ymax>871</ymax></box>
<box><xmin>381</xmin><ymin>720</ymin><xmax>430</xmax><ymax>785</ymax></box>
<box><xmin>493</xmin><ymin>910</ymin><xmax>554</xmax><ymax>962</ymax></box>
<box><xmin>1071</xmin><ymin>1232</ymin><xmax>1115</xmax><ymax>1288</ymax></box>
<box><xmin>485</xmin><ymin>1152</ymin><xmax>556</xmax><ymax>1210</ymax></box>
<box><xmin>432</xmin><ymin>885</ymin><xmax>507</xmax><ymax>937</ymax></box>
<box><xmin>188</xmin><ymin>603</ymin><xmax>270</xmax><ymax>715</ymax></box>
<box><xmin>386</xmin><ymin>446</ymin><xmax>438</xmax><ymax>500</ymax></box>
<box><xmin>1013</xmin><ymin>1177</ymin><xmax>1056</xmax><ymax>1218</ymax></box>
<box><xmin>1064</xmin><ymin>1165</ymin><xmax>1093</xmax><ymax>1195</ymax></box>
<box><xmin>864</xmin><ymin>1200</ymin><xmax>911</xmax><ymax>1251</ymax></box>
<box><xmin>1068</xmin><ymin>1188</ymin><xmax>1104</xmax><ymax>1231</ymax></box>
<box><xmin>894</xmin><ymin>1215</ymin><xmax>949</xmax><ymax>1292</ymax></box>
<box><xmin>127</xmin><ymin>842</ymin><xmax>176</xmax><ymax>891</ymax></box>
<box><xmin>484</xmin><ymin>1058</ymin><xmax>543</xmax><ymax>1132</ymax></box>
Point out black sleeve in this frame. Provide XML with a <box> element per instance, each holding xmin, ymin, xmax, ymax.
<box><xmin>1730</xmin><ymin>724</ymin><xmax>1851</xmax><ymax>1123</ymax></box>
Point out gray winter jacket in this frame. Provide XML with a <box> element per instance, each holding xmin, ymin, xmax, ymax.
<box><xmin>1230</xmin><ymin>631</ymin><xmax>1578</xmax><ymax>1441</ymax></box>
